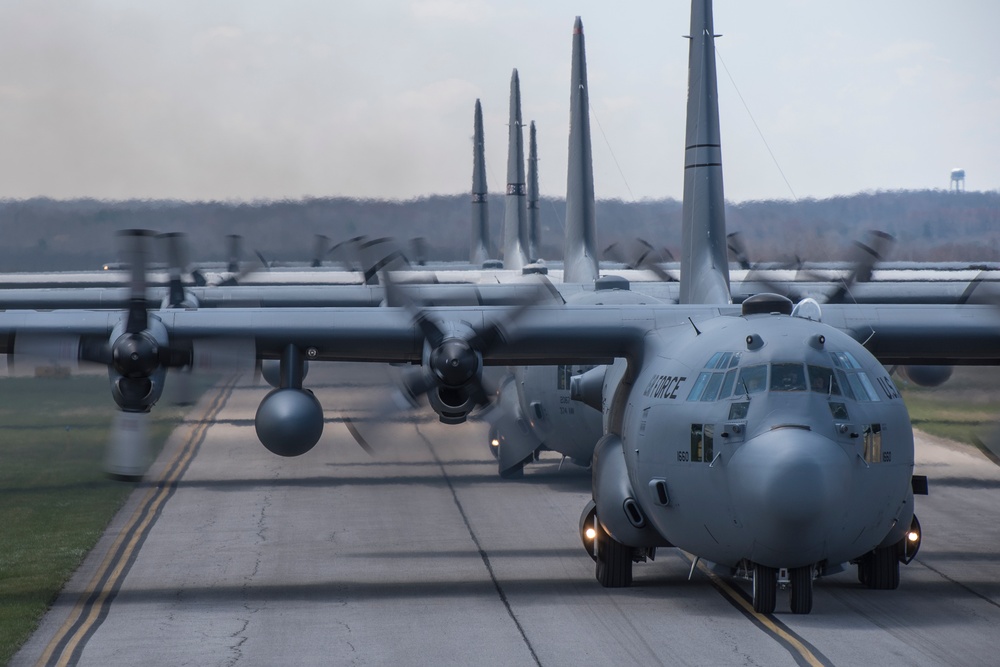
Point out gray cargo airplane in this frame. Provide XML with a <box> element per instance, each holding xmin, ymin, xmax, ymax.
<box><xmin>4</xmin><ymin>0</ymin><xmax>1000</xmax><ymax>616</ymax></box>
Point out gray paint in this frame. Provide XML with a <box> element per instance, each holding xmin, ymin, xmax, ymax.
<box><xmin>679</xmin><ymin>0</ymin><xmax>730</xmax><ymax>305</ymax></box>
<box><xmin>501</xmin><ymin>69</ymin><xmax>529</xmax><ymax>270</ymax></box>
<box><xmin>470</xmin><ymin>99</ymin><xmax>490</xmax><ymax>266</ymax></box>
<box><xmin>526</xmin><ymin>121</ymin><xmax>540</xmax><ymax>262</ymax></box>
<box><xmin>562</xmin><ymin>16</ymin><xmax>599</xmax><ymax>284</ymax></box>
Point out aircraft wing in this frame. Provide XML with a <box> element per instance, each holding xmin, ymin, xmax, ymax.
<box><xmin>1</xmin><ymin>303</ymin><xmax>1000</xmax><ymax>368</ymax></box>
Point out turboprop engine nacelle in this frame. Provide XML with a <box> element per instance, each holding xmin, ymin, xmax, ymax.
<box><xmin>108</xmin><ymin>318</ymin><xmax>169</xmax><ymax>413</ymax></box>
<box><xmin>898</xmin><ymin>365</ymin><xmax>953</xmax><ymax>388</ymax></box>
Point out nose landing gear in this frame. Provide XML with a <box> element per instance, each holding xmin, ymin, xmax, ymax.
<box><xmin>789</xmin><ymin>565</ymin><xmax>813</xmax><ymax>614</ymax></box>
<box><xmin>750</xmin><ymin>563</ymin><xmax>814</xmax><ymax>614</ymax></box>
<box><xmin>752</xmin><ymin>563</ymin><xmax>777</xmax><ymax>614</ymax></box>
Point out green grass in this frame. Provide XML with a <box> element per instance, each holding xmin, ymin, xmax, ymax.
<box><xmin>0</xmin><ymin>375</ymin><xmax>210</xmax><ymax>665</ymax></box>
<box><xmin>900</xmin><ymin>366</ymin><xmax>1000</xmax><ymax>445</ymax></box>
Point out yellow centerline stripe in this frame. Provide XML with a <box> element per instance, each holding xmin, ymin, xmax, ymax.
<box><xmin>36</xmin><ymin>379</ymin><xmax>235</xmax><ymax>667</ymax></box>
<box><xmin>688</xmin><ymin>555</ymin><xmax>826</xmax><ymax>667</ymax></box>
<box><xmin>55</xmin><ymin>417</ymin><xmax>212</xmax><ymax>664</ymax></box>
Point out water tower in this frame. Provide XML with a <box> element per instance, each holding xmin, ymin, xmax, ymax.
<box><xmin>950</xmin><ymin>168</ymin><xmax>966</xmax><ymax>192</ymax></box>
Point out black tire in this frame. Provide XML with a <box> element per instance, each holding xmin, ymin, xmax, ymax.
<box><xmin>595</xmin><ymin>526</ymin><xmax>633</xmax><ymax>588</ymax></box>
<box><xmin>857</xmin><ymin>555</ymin><xmax>871</xmax><ymax>586</ymax></box>
<box><xmin>870</xmin><ymin>545</ymin><xmax>900</xmax><ymax>590</ymax></box>
<box><xmin>859</xmin><ymin>545</ymin><xmax>900</xmax><ymax>590</ymax></box>
<box><xmin>752</xmin><ymin>563</ymin><xmax>777</xmax><ymax>614</ymax></box>
<box><xmin>790</xmin><ymin>566</ymin><xmax>813</xmax><ymax>614</ymax></box>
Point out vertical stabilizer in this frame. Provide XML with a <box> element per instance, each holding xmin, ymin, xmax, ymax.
<box><xmin>527</xmin><ymin>121</ymin><xmax>540</xmax><ymax>262</ymax></box>
<box><xmin>679</xmin><ymin>0</ymin><xmax>731</xmax><ymax>304</ymax></box>
<box><xmin>471</xmin><ymin>99</ymin><xmax>490</xmax><ymax>265</ymax></box>
<box><xmin>502</xmin><ymin>69</ymin><xmax>529</xmax><ymax>270</ymax></box>
<box><xmin>563</xmin><ymin>16</ymin><xmax>599</xmax><ymax>284</ymax></box>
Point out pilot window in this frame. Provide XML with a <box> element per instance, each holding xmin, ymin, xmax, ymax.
<box><xmin>736</xmin><ymin>365</ymin><xmax>767</xmax><ymax>395</ymax></box>
<box><xmin>831</xmin><ymin>351</ymin><xmax>862</xmax><ymax>370</ymax></box>
<box><xmin>829</xmin><ymin>353</ymin><xmax>880</xmax><ymax>402</ymax></box>
<box><xmin>687</xmin><ymin>371</ymin><xmax>727</xmax><ymax>402</ymax></box>
<box><xmin>835</xmin><ymin>370</ymin><xmax>855</xmax><ymax>400</ymax></box>
<box><xmin>770</xmin><ymin>363</ymin><xmax>806</xmax><ymax>391</ymax></box>
<box><xmin>687</xmin><ymin>372</ymin><xmax>711</xmax><ymax>401</ymax></box>
<box><xmin>718</xmin><ymin>369</ymin><xmax>737</xmax><ymax>399</ymax></box>
<box><xmin>701</xmin><ymin>373</ymin><xmax>724</xmax><ymax>402</ymax></box>
<box><xmin>845</xmin><ymin>372</ymin><xmax>881</xmax><ymax>402</ymax></box>
<box><xmin>807</xmin><ymin>365</ymin><xmax>842</xmax><ymax>395</ymax></box>
<box><xmin>729</xmin><ymin>402</ymin><xmax>749</xmax><ymax>420</ymax></box>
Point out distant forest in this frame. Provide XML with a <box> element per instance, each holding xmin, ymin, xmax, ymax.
<box><xmin>0</xmin><ymin>189</ymin><xmax>996</xmax><ymax>271</ymax></box>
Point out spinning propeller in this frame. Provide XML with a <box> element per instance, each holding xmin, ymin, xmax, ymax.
<box><xmin>340</xmin><ymin>252</ymin><xmax>559</xmax><ymax>455</ymax></box>
<box><xmin>13</xmin><ymin>230</ymin><xmax>253</xmax><ymax>479</ymax></box>
<box><xmin>729</xmin><ymin>230</ymin><xmax>895</xmax><ymax>305</ymax></box>
<box><xmin>603</xmin><ymin>239</ymin><xmax>678</xmax><ymax>283</ymax></box>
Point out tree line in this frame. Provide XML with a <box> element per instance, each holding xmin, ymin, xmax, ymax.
<box><xmin>0</xmin><ymin>189</ymin><xmax>996</xmax><ymax>271</ymax></box>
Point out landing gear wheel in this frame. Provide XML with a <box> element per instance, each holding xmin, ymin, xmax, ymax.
<box><xmin>789</xmin><ymin>565</ymin><xmax>813</xmax><ymax>614</ymax></box>
<box><xmin>857</xmin><ymin>556</ymin><xmax>870</xmax><ymax>586</ymax></box>
<box><xmin>858</xmin><ymin>544</ymin><xmax>900</xmax><ymax>589</ymax></box>
<box><xmin>752</xmin><ymin>563</ymin><xmax>777</xmax><ymax>614</ymax></box>
<box><xmin>871</xmin><ymin>545</ymin><xmax>900</xmax><ymax>589</ymax></box>
<box><xmin>595</xmin><ymin>524</ymin><xmax>633</xmax><ymax>588</ymax></box>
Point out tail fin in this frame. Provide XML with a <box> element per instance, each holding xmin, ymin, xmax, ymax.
<box><xmin>526</xmin><ymin>121</ymin><xmax>540</xmax><ymax>262</ymax></box>
<box><xmin>679</xmin><ymin>0</ymin><xmax>731</xmax><ymax>304</ymax></box>
<box><xmin>562</xmin><ymin>16</ymin><xmax>599</xmax><ymax>284</ymax></box>
<box><xmin>502</xmin><ymin>69</ymin><xmax>529</xmax><ymax>270</ymax></box>
<box><xmin>471</xmin><ymin>99</ymin><xmax>490</xmax><ymax>266</ymax></box>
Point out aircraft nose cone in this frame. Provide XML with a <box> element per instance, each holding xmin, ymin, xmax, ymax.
<box><xmin>731</xmin><ymin>427</ymin><xmax>851</xmax><ymax>530</ymax></box>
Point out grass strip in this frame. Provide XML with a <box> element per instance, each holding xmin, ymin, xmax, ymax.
<box><xmin>0</xmin><ymin>375</ymin><xmax>209</xmax><ymax>665</ymax></box>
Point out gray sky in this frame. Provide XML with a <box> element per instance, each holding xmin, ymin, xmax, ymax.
<box><xmin>0</xmin><ymin>0</ymin><xmax>996</xmax><ymax>202</ymax></box>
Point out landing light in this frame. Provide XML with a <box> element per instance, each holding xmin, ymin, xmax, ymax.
<box><xmin>584</xmin><ymin>527</ymin><xmax>597</xmax><ymax>540</ymax></box>
<box><xmin>907</xmin><ymin>531</ymin><xmax>920</xmax><ymax>542</ymax></box>
<box><xmin>490</xmin><ymin>438</ymin><xmax>500</xmax><ymax>448</ymax></box>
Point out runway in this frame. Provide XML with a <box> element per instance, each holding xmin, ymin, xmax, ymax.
<box><xmin>13</xmin><ymin>364</ymin><xmax>1000</xmax><ymax>666</ymax></box>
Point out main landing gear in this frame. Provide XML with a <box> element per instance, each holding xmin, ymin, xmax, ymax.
<box><xmin>856</xmin><ymin>514</ymin><xmax>921</xmax><ymax>590</ymax></box>
<box><xmin>595</xmin><ymin>522</ymin><xmax>633</xmax><ymax>588</ymax></box>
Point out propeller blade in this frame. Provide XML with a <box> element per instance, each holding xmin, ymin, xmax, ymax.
<box><xmin>118</xmin><ymin>230</ymin><xmax>155</xmax><ymax>333</ymax></box>
<box><xmin>312</xmin><ymin>234</ymin><xmax>330</xmax><ymax>268</ymax></box>
<box><xmin>822</xmin><ymin>230</ymin><xmax>894</xmax><ymax>304</ymax></box>
<box><xmin>158</xmin><ymin>232</ymin><xmax>190</xmax><ymax>308</ymax></box>
<box><xmin>727</xmin><ymin>232</ymin><xmax>752</xmax><ymax>270</ymax></box>
<box><xmin>189</xmin><ymin>338</ymin><xmax>258</xmax><ymax>375</ymax></box>
<box><xmin>104</xmin><ymin>410</ymin><xmax>152</xmax><ymax>481</ymax></box>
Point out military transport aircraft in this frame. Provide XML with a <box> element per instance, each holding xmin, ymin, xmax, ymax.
<box><xmin>5</xmin><ymin>0</ymin><xmax>1000</xmax><ymax>617</ymax></box>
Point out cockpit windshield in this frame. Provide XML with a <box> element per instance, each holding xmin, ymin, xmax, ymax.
<box><xmin>807</xmin><ymin>365</ymin><xmax>842</xmax><ymax>395</ymax></box>
<box><xmin>770</xmin><ymin>363</ymin><xmax>807</xmax><ymax>391</ymax></box>
<box><xmin>736</xmin><ymin>365</ymin><xmax>767</xmax><ymax>394</ymax></box>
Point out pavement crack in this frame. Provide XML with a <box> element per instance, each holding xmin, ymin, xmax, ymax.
<box><xmin>415</xmin><ymin>426</ymin><xmax>543</xmax><ymax>667</ymax></box>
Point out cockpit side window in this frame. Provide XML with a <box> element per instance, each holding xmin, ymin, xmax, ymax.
<box><xmin>718</xmin><ymin>368</ymin><xmax>737</xmax><ymax>399</ymax></box>
<box><xmin>687</xmin><ymin>372</ymin><xmax>712</xmax><ymax>401</ymax></box>
<box><xmin>737</xmin><ymin>365</ymin><xmax>767</xmax><ymax>394</ymax></box>
<box><xmin>700</xmin><ymin>372</ymin><xmax>725</xmax><ymax>402</ymax></box>
<box><xmin>831</xmin><ymin>351</ymin><xmax>862</xmax><ymax>370</ymax></box>
<box><xmin>770</xmin><ymin>363</ymin><xmax>807</xmax><ymax>391</ymax></box>
<box><xmin>807</xmin><ymin>365</ymin><xmax>842</xmax><ymax>395</ymax></box>
<box><xmin>835</xmin><ymin>369</ymin><xmax>855</xmax><ymax>400</ymax></box>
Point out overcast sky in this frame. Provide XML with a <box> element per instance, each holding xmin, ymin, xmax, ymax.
<box><xmin>0</xmin><ymin>0</ymin><xmax>996</xmax><ymax>202</ymax></box>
